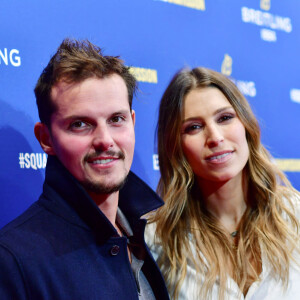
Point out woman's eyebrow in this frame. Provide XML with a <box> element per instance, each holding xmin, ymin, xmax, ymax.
<box><xmin>182</xmin><ymin>106</ymin><xmax>234</xmax><ymax>123</ymax></box>
<box><xmin>213</xmin><ymin>106</ymin><xmax>234</xmax><ymax>115</ymax></box>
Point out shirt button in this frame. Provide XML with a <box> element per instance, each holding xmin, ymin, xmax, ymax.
<box><xmin>110</xmin><ymin>245</ymin><xmax>120</xmax><ymax>256</ymax></box>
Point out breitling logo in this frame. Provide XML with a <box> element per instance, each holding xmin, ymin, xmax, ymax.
<box><xmin>221</xmin><ymin>54</ymin><xmax>232</xmax><ymax>76</ymax></box>
<box><xmin>241</xmin><ymin>7</ymin><xmax>292</xmax><ymax>33</ymax></box>
<box><xmin>221</xmin><ymin>54</ymin><xmax>256</xmax><ymax>98</ymax></box>
<box><xmin>241</xmin><ymin>6</ymin><xmax>292</xmax><ymax>42</ymax></box>
<box><xmin>0</xmin><ymin>48</ymin><xmax>21</xmax><ymax>67</ymax></box>
<box><xmin>260</xmin><ymin>0</ymin><xmax>271</xmax><ymax>11</ymax></box>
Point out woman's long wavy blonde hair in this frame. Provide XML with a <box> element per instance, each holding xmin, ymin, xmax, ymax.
<box><xmin>151</xmin><ymin>67</ymin><xmax>299</xmax><ymax>299</ymax></box>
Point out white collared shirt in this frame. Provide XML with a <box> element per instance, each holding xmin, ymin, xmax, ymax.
<box><xmin>145</xmin><ymin>196</ymin><xmax>300</xmax><ymax>300</ymax></box>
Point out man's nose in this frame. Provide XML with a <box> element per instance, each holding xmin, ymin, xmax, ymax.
<box><xmin>205</xmin><ymin>124</ymin><xmax>224</xmax><ymax>148</ymax></box>
<box><xmin>92</xmin><ymin>125</ymin><xmax>114</xmax><ymax>151</ymax></box>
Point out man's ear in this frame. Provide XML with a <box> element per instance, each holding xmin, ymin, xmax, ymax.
<box><xmin>34</xmin><ymin>122</ymin><xmax>55</xmax><ymax>155</ymax></box>
<box><xmin>131</xmin><ymin>110</ymin><xmax>135</xmax><ymax>126</ymax></box>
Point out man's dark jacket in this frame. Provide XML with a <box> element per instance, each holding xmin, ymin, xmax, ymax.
<box><xmin>0</xmin><ymin>156</ymin><xmax>169</xmax><ymax>300</ymax></box>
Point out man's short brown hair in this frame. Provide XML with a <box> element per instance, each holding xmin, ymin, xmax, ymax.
<box><xmin>34</xmin><ymin>38</ymin><xmax>137</xmax><ymax>127</ymax></box>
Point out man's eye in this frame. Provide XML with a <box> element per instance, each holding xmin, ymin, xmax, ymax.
<box><xmin>110</xmin><ymin>116</ymin><xmax>125</xmax><ymax>123</ymax></box>
<box><xmin>70</xmin><ymin>121</ymin><xmax>88</xmax><ymax>129</ymax></box>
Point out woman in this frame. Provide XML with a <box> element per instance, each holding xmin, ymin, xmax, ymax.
<box><xmin>146</xmin><ymin>67</ymin><xmax>300</xmax><ymax>300</ymax></box>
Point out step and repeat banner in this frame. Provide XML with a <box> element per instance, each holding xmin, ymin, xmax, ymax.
<box><xmin>1</xmin><ymin>0</ymin><xmax>299</xmax><ymax>228</ymax></box>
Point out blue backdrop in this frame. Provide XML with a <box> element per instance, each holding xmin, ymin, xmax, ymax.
<box><xmin>1</xmin><ymin>0</ymin><xmax>299</xmax><ymax>228</ymax></box>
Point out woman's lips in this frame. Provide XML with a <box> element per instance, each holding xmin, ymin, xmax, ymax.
<box><xmin>205</xmin><ymin>151</ymin><xmax>234</xmax><ymax>163</ymax></box>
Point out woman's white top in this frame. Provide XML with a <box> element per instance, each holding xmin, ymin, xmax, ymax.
<box><xmin>145</xmin><ymin>196</ymin><xmax>300</xmax><ymax>300</ymax></box>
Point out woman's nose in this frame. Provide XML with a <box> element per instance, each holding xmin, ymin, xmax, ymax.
<box><xmin>205</xmin><ymin>125</ymin><xmax>224</xmax><ymax>148</ymax></box>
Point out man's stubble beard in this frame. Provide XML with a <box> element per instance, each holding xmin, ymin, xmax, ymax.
<box><xmin>82</xmin><ymin>174</ymin><xmax>128</xmax><ymax>194</ymax></box>
<box><xmin>82</xmin><ymin>149</ymin><xmax>128</xmax><ymax>194</ymax></box>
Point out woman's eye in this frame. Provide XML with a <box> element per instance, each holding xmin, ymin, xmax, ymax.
<box><xmin>218</xmin><ymin>114</ymin><xmax>234</xmax><ymax>123</ymax></box>
<box><xmin>183</xmin><ymin>124</ymin><xmax>202</xmax><ymax>134</ymax></box>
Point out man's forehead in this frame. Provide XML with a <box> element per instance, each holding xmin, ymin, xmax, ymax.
<box><xmin>51</xmin><ymin>74</ymin><xmax>128</xmax><ymax>100</ymax></box>
<box><xmin>51</xmin><ymin>80</ymin><xmax>78</xmax><ymax>100</ymax></box>
<box><xmin>50</xmin><ymin>76</ymin><xmax>131</xmax><ymax>120</ymax></box>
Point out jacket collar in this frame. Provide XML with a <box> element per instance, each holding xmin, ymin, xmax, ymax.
<box><xmin>40</xmin><ymin>155</ymin><xmax>163</xmax><ymax>241</ymax></box>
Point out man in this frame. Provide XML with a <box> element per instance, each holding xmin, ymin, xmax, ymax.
<box><xmin>0</xmin><ymin>39</ymin><xmax>169</xmax><ymax>300</ymax></box>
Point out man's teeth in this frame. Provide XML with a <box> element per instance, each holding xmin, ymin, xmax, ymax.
<box><xmin>92</xmin><ymin>159</ymin><xmax>114</xmax><ymax>164</ymax></box>
<box><xmin>208</xmin><ymin>152</ymin><xmax>231</xmax><ymax>160</ymax></box>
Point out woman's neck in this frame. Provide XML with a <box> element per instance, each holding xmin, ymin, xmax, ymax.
<box><xmin>197</xmin><ymin>173</ymin><xmax>248</xmax><ymax>233</ymax></box>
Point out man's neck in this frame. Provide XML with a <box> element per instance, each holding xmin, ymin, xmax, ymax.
<box><xmin>88</xmin><ymin>191</ymin><xmax>119</xmax><ymax>229</ymax></box>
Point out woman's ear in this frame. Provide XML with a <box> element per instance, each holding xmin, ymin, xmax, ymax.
<box><xmin>34</xmin><ymin>122</ymin><xmax>55</xmax><ymax>155</ymax></box>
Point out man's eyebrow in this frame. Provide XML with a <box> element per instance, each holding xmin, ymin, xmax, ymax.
<box><xmin>62</xmin><ymin>110</ymin><xmax>131</xmax><ymax>121</ymax></box>
<box><xmin>111</xmin><ymin>110</ymin><xmax>131</xmax><ymax>115</ymax></box>
<box><xmin>63</xmin><ymin>115</ymin><xmax>89</xmax><ymax>121</ymax></box>
<box><xmin>182</xmin><ymin>106</ymin><xmax>234</xmax><ymax>123</ymax></box>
